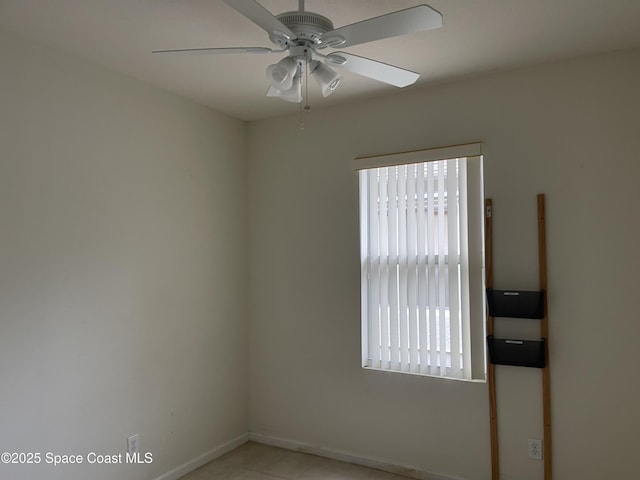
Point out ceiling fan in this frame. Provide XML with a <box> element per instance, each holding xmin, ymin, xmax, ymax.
<box><xmin>153</xmin><ymin>0</ymin><xmax>442</xmax><ymax>103</ymax></box>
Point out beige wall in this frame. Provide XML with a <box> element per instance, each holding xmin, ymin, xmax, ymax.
<box><xmin>3</xmin><ymin>22</ymin><xmax>640</xmax><ymax>480</ymax></box>
<box><xmin>247</xmin><ymin>48</ymin><xmax>640</xmax><ymax>480</ymax></box>
<box><xmin>0</xmin><ymin>29</ymin><xmax>248</xmax><ymax>480</ymax></box>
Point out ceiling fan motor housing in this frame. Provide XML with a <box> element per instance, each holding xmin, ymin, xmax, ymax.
<box><xmin>274</xmin><ymin>11</ymin><xmax>334</xmax><ymax>46</ymax></box>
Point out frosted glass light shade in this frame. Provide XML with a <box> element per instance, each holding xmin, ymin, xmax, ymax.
<box><xmin>266</xmin><ymin>57</ymin><xmax>298</xmax><ymax>91</ymax></box>
<box><xmin>310</xmin><ymin>60</ymin><xmax>342</xmax><ymax>97</ymax></box>
<box><xmin>266</xmin><ymin>74</ymin><xmax>302</xmax><ymax>103</ymax></box>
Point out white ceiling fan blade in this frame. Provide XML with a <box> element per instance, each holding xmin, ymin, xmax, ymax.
<box><xmin>327</xmin><ymin>52</ymin><xmax>419</xmax><ymax>87</ymax></box>
<box><xmin>152</xmin><ymin>47</ymin><xmax>273</xmax><ymax>55</ymax></box>
<box><xmin>320</xmin><ymin>5</ymin><xmax>442</xmax><ymax>48</ymax></box>
<box><xmin>223</xmin><ymin>0</ymin><xmax>295</xmax><ymax>41</ymax></box>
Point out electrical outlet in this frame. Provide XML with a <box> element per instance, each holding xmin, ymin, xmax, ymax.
<box><xmin>528</xmin><ymin>438</ymin><xmax>542</xmax><ymax>460</ymax></box>
<box><xmin>127</xmin><ymin>434</ymin><xmax>140</xmax><ymax>455</ymax></box>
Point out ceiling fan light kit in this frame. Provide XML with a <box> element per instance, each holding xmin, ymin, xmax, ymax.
<box><xmin>153</xmin><ymin>0</ymin><xmax>443</xmax><ymax>104</ymax></box>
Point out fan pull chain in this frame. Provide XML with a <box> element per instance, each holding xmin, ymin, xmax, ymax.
<box><xmin>299</xmin><ymin>68</ymin><xmax>304</xmax><ymax>130</ymax></box>
<box><xmin>299</xmin><ymin>60</ymin><xmax>311</xmax><ymax>130</ymax></box>
<box><xmin>299</xmin><ymin>95</ymin><xmax>304</xmax><ymax>130</ymax></box>
<box><xmin>304</xmin><ymin>60</ymin><xmax>311</xmax><ymax>112</ymax></box>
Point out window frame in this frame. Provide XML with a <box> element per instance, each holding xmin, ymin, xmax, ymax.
<box><xmin>355</xmin><ymin>143</ymin><xmax>486</xmax><ymax>381</ymax></box>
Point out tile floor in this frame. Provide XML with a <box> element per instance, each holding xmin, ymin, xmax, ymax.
<box><xmin>179</xmin><ymin>441</ymin><xmax>413</xmax><ymax>480</ymax></box>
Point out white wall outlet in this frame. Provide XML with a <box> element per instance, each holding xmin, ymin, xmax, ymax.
<box><xmin>127</xmin><ymin>434</ymin><xmax>140</xmax><ymax>455</ymax></box>
<box><xmin>528</xmin><ymin>438</ymin><xmax>542</xmax><ymax>460</ymax></box>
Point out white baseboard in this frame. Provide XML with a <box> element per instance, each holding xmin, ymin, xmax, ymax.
<box><xmin>153</xmin><ymin>432</ymin><xmax>249</xmax><ymax>480</ymax></box>
<box><xmin>248</xmin><ymin>432</ymin><xmax>468</xmax><ymax>480</ymax></box>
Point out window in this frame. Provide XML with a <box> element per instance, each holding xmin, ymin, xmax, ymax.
<box><xmin>356</xmin><ymin>143</ymin><xmax>485</xmax><ymax>380</ymax></box>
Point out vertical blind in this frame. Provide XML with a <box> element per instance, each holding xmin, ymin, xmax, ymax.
<box><xmin>359</xmin><ymin>157</ymin><xmax>472</xmax><ymax>379</ymax></box>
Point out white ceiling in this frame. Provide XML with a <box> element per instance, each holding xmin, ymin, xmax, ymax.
<box><xmin>2</xmin><ymin>0</ymin><xmax>640</xmax><ymax>121</ymax></box>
